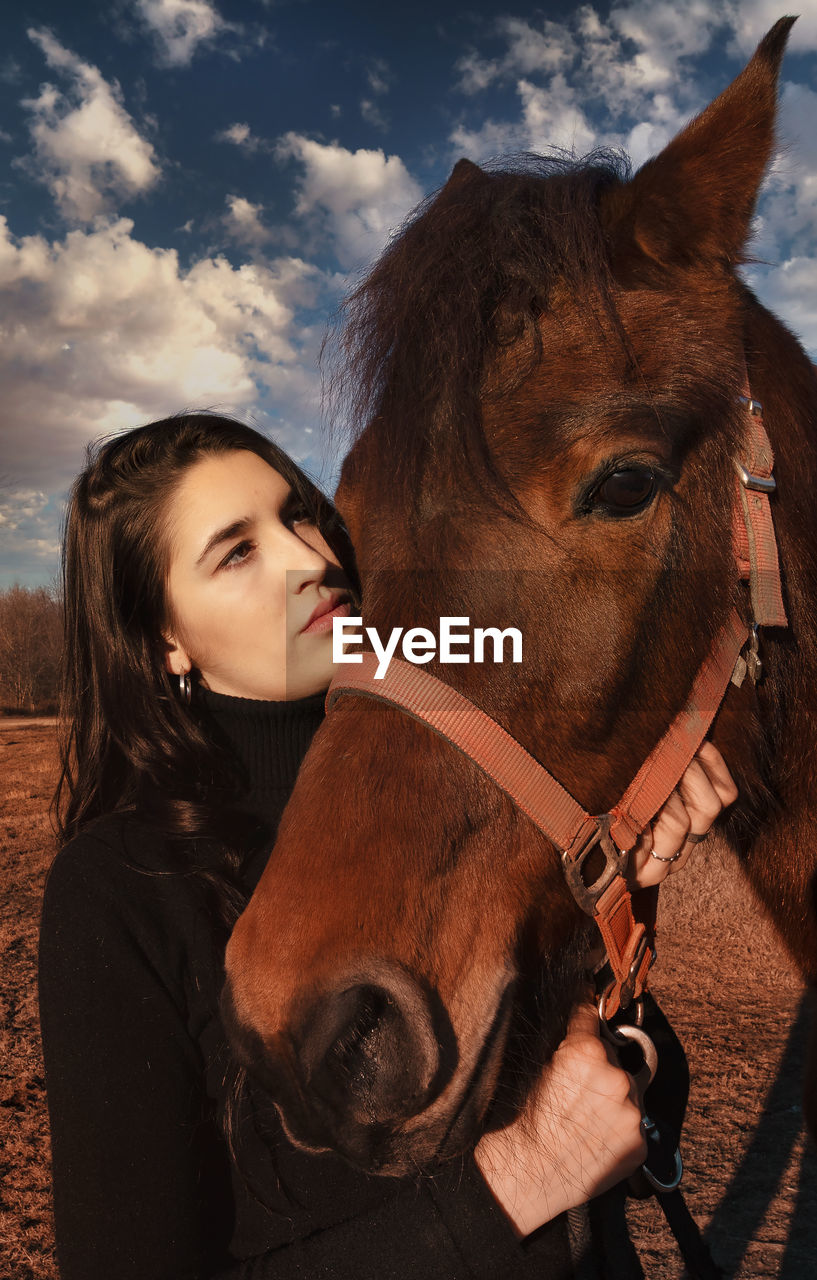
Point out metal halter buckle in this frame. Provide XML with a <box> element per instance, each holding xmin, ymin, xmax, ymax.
<box><xmin>735</xmin><ymin>459</ymin><xmax>777</xmax><ymax>494</ymax></box>
<box><xmin>561</xmin><ymin>815</ymin><xmax>628</xmax><ymax>916</ymax></box>
<box><xmin>619</xmin><ymin>931</ymin><xmax>651</xmax><ymax>1011</ymax></box>
<box><xmin>744</xmin><ymin>624</ymin><xmax>763</xmax><ymax>684</ymax></box>
<box><xmin>738</xmin><ymin>393</ymin><xmax>763</xmax><ymax>417</ymax></box>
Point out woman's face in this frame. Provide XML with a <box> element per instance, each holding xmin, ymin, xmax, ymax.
<box><xmin>162</xmin><ymin>449</ymin><xmax>352</xmax><ymax>701</ymax></box>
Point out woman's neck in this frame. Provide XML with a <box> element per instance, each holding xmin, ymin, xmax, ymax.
<box><xmin>195</xmin><ymin>685</ymin><xmax>326</xmax><ymax>802</ymax></box>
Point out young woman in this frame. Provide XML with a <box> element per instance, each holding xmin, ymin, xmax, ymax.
<box><xmin>39</xmin><ymin>413</ymin><xmax>736</xmax><ymax>1280</ymax></box>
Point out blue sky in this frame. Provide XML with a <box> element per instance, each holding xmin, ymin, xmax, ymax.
<box><xmin>2</xmin><ymin>0</ymin><xmax>817</xmax><ymax>586</ymax></box>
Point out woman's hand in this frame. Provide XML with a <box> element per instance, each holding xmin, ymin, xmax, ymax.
<box><xmin>473</xmin><ymin>744</ymin><xmax>737</xmax><ymax>1238</ymax></box>
<box><xmin>628</xmin><ymin>741</ymin><xmax>737</xmax><ymax>889</ymax></box>
<box><xmin>474</xmin><ymin>1003</ymin><xmax>646</xmax><ymax>1238</ymax></box>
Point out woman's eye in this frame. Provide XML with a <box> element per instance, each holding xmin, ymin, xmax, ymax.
<box><xmin>220</xmin><ymin>540</ymin><xmax>255</xmax><ymax>569</ymax></box>
<box><xmin>592</xmin><ymin>466</ymin><xmax>657</xmax><ymax>515</ymax></box>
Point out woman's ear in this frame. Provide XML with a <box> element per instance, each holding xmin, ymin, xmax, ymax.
<box><xmin>162</xmin><ymin>632</ymin><xmax>191</xmax><ymax>677</ymax></box>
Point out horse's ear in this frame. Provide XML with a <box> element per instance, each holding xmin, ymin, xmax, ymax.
<box><xmin>602</xmin><ymin>16</ymin><xmax>796</xmax><ymax>271</ymax></box>
<box><xmin>445</xmin><ymin>158</ymin><xmax>483</xmax><ymax>189</ymax></box>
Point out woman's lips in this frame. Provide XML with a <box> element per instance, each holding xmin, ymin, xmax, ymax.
<box><xmin>302</xmin><ymin>599</ymin><xmax>352</xmax><ymax>635</ymax></box>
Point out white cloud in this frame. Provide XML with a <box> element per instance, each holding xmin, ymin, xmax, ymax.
<box><xmin>625</xmin><ymin>117</ymin><xmax>680</xmax><ymax>169</ymax></box>
<box><xmin>135</xmin><ymin>0</ymin><xmax>234</xmax><ymax>67</ymax></box>
<box><xmin>224</xmin><ymin>194</ymin><xmax>272</xmax><ymax>247</ymax></box>
<box><xmin>518</xmin><ymin>76</ymin><xmax>596</xmax><ymax>155</ymax></box>
<box><xmin>456</xmin><ymin>16</ymin><xmax>576</xmax><ymax>94</ymax></box>
<box><xmin>446</xmin><ymin>1</ymin><xmax>811</xmax><ymax>180</ymax></box>
<box><xmin>215</xmin><ymin>121</ymin><xmax>270</xmax><ymax>153</ymax></box>
<box><xmin>739</xmin><ymin>79</ymin><xmax>817</xmax><ymax>268</ymax></box>
<box><xmin>360</xmin><ymin>99</ymin><xmax>388</xmax><ymax>132</ymax></box>
<box><xmin>0</xmin><ymin>491</ymin><xmax>49</xmax><ymax>528</ymax></box>
<box><xmin>277</xmin><ymin>134</ymin><xmax>423</xmax><ymax>269</ymax></box>
<box><xmin>217</xmin><ymin>121</ymin><xmax>251</xmax><ymax>146</ymax></box>
<box><xmin>0</xmin><ymin>214</ymin><xmax>334</xmax><ymax>501</ymax></box>
<box><xmin>357</xmin><ymin>60</ymin><xmax>391</xmax><ymax>131</ymax></box>
<box><xmin>610</xmin><ymin>0</ymin><xmax>722</xmax><ymax>63</ymax></box>
<box><xmin>0</xmin><ymin>490</ymin><xmax>60</xmax><ymax>582</ymax></box>
<box><xmin>22</xmin><ymin>28</ymin><xmax>159</xmax><ymax>222</ymax></box>
<box><xmin>363</xmin><ymin>97</ymin><xmax>391</xmax><ymax>131</ymax></box>
<box><xmin>723</xmin><ymin>1</ymin><xmax>817</xmax><ymax>56</ymax></box>
<box><xmin>449</xmin><ymin>116</ymin><xmax>525</xmax><ymax>162</ymax></box>
<box><xmin>0</xmin><ymin>57</ymin><xmax>22</xmax><ymax>85</ymax></box>
<box><xmin>450</xmin><ymin>73</ymin><xmax>597</xmax><ymax>163</ymax></box>
<box><xmin>745</xmin><ymin>255</ymin><xmax>817</xmax><ymax>357</ymax></box>
<box><xmin>366</xmin><ymin>58</ymin><xmax>390</xmax><ymax>96</ymax></box>
<box><xmin>455</xmin><ymin>52</ymin><xmax>501</xmax><ymax>96</ymax></box>
<box><xmin>462</xmin><ymin>1</ymin><xmax>720</xmax><ymax>102</ymax></box>
<box><xmin>449</xmin><ymin>6</ymin><xmax>692</xmax><ymax>165</ymax></box>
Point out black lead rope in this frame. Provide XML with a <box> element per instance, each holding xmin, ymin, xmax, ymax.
<box><xmin>652</xmin><ymin>1189</ymin><xmax>724</xmax><ymax>1280</ymax></box>
<box><xmin>568</xmin><ymin>1183</ymin><xmax>724</xmax><ymax>1280</ymax></box>
<box><xmin>594</xmin><ymin>1000</ymin><xmax>725</xmax><ymax>1280</ymax></box>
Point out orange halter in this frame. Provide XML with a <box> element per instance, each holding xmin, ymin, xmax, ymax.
<box><xmin>326</xmin><ymin>386</ymin><xmax>787</xmax><ymax>1018</ymax></box>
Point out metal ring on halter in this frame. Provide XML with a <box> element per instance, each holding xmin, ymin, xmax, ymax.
<box><xmin>599</xmin><ymin>1022</ymin><xmax>658</xmax><ymax>1094</ymax></box>
<box><xmin>597</xmin><ymin>991</ymin><xmax>645</xmax><ymax>1029</ymax></box>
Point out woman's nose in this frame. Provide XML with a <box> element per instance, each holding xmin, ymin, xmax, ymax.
<box><xmin>288</xmin><ymin>539</ymin><xmax>349</xmax><ymax>600</ymax></box>
<box><xmin>285</xmin><ymin>551</ymin><xmax>331</xmax><ymax>594</ymax></box>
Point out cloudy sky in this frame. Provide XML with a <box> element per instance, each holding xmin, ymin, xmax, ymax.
<box><xmin>2</xmin><ymin>0</ymin><xmax>817</xmax><ymax>587</ymax></box>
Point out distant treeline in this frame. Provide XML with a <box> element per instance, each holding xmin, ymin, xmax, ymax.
<box><xmin>0</xmin><ymin>585</ymin><xmax>62</xmax><ymax>714</ymax></box>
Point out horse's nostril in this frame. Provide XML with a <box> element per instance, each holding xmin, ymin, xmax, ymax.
<box><xmin>296</xmin><ymin>979</ymin><xmax>441</xmax><ymax>1127</ymax></box>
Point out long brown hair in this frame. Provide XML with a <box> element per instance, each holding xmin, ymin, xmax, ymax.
<box><xmin>55</xmin><ymin>412</ymin><xmax>357</xmax><ymax>927</ymax></box>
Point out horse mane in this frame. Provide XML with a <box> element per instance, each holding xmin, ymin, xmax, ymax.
<box><xmin>327</xmin><ymin>150</ymin><xmax>632</xmax><ymax>513</ymax></box>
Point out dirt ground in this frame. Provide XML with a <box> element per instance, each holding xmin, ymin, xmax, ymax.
<box><xmin>1</xmin><ymin>723</ymin><xmax>59</xmax><ymax>1280</ymax></box>
<box><xmin>1</xmin><ymin>720</ymin><xmax>815</xmax><ymax>1279</ymax></box>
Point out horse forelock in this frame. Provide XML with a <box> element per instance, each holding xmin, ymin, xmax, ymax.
<box><xmin>329</xmin><ymin>136</ymin><xmax>774</xmax><ymax>758</ymax></box>
<box><xmin>328</xmin><ymin>150</ymin><xmax>633</xmax><ymax>515</ymax></box>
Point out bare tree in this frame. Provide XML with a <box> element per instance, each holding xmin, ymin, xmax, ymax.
<box><xmin>0</xmin><ymin>585</ymin><xmax>62</xmax><ymax>712</ymax></box>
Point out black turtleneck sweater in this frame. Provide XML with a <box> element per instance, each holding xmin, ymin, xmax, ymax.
<box><xmin>38</xmin><ymin>689</ymin><xmax>574</xmax><ymax>1280</ymax></box>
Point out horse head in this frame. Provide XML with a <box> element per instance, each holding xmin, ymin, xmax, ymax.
<box><xmin>225</xmin><ymin>18</ymin><xmax>817</xmax><ymax>1173</ymax></box>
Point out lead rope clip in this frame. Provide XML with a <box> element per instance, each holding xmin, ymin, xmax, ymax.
<box><xmin>599</xmin><ymin>1005</ymin><xmax>684</xmax><ymax>1196</ymax></box>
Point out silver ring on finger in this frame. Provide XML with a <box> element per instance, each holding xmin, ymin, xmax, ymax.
<box><xmin>649</xmin><ymin>847</ymin><xmax>683</xmax><ymax>863</ymax></box>
<box><xmin>684</xmin><ymin>830</ymin><xmax>710</xmax><ymax>845</ymax></box>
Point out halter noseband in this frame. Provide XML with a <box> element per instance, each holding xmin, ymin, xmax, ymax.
<box><xmin>326</xmin><ymin>382</ymin><xmax>787</xmax><ymax>1019</ymax></box>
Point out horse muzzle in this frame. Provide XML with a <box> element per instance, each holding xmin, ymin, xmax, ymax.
<box><xmin>221</xmin><ymin>952</ymin><xmax>517</xmax><ymax>1174</ymax></box>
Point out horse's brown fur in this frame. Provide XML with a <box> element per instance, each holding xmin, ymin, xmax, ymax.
<box><xmin>225</xmin><ymin>18</ymin><xmax>817</xmax><ymax>1171</ymax></box>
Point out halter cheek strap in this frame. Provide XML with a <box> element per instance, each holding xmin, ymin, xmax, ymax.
<box><xmin>326</xmin><ymin>387</ymin><xmax>787</xmax><ymax>1019</ymax></box>
<box><xmin>731</xmin><ymin>392</ymin><xmax>788</xmax><ymax>683</ymax></box>
<box><xmin>325</xmin><ymin>611</ymin><xmax>747</xmax><ymax>1017</ymax></box>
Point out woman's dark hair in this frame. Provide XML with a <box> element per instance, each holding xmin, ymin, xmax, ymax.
<box><xmin>55</xmin><ymin>412</ymin><xmax>357</xmax><ymax>928</ymax></box>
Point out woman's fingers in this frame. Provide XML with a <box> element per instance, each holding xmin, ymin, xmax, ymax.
<box><xmin>629</xmin><ymin>791</ymin><xmax>688</xmax><ymax>887</ymax></box>
<box><xmin>692</xmin><ymin>740</ymin><xmax>739</xmax><ymax>805</ymax></box>
<box><xmin>475</xmin><ymin>1002</ymin><xmax>647</xmax><ymax>1236</ymax></box>
<box><xmin>628</xmin><ymin>743</ymin><xmax>737</xmax><ymax>888</ymax></box>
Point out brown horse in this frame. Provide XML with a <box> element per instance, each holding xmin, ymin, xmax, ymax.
<box><xmin>225</xmin><ymin>18</ymin><xmax>817</xmax><ymax>1174</ymax></box>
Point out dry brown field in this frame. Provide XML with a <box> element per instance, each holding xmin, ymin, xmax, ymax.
<box><xmin>1</xmin><ymin>722</ymin><xmax>58</xmax><ymax>1279</ymax></box>
<box><xmin>1</xmin><ymin>720</ymin><xmax>815</xmax><ymax>1278</ymax></box>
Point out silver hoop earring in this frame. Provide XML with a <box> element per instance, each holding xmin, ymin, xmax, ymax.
<box><xmin>179</xmin><ymin>672</ymin><xmax>192</xmax><ymax>704</ymax></box>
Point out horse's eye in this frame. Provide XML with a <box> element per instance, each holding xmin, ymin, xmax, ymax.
<box><xmin>594</xmin><ymin>467</ymin><xmax>656</xmax><ymax>514</ymax></box>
